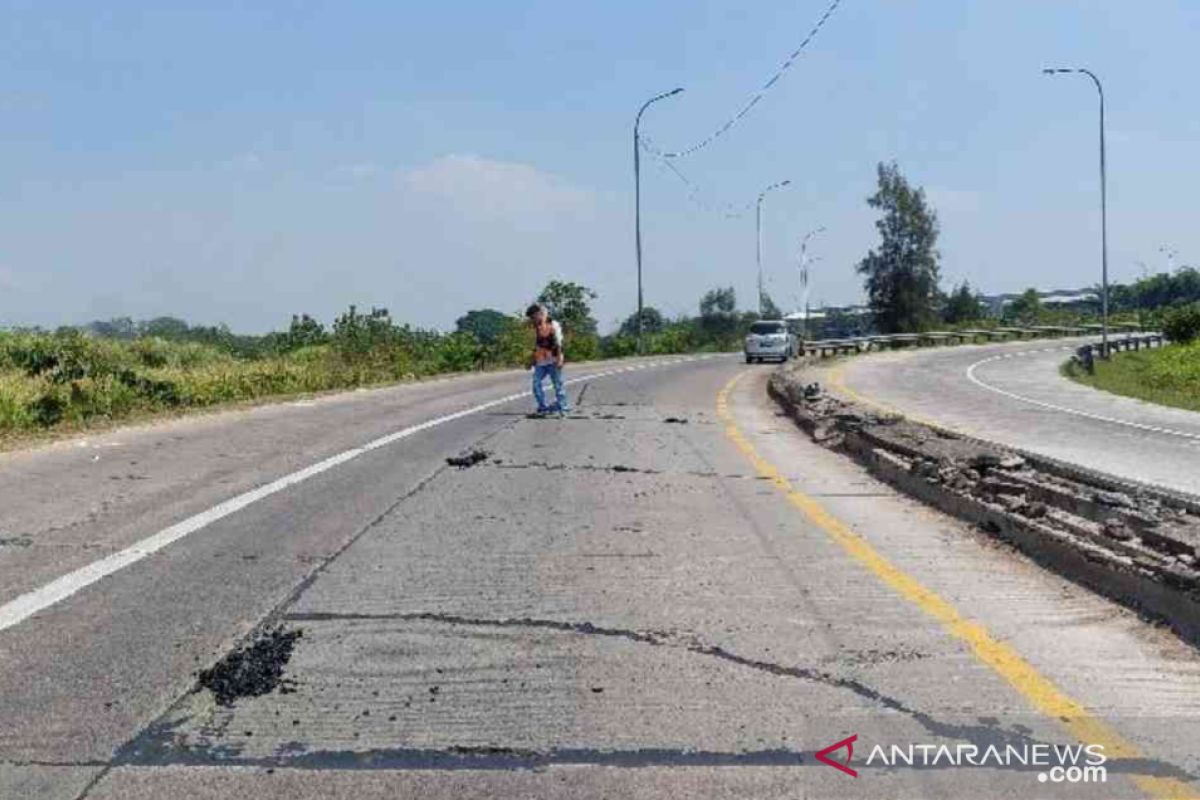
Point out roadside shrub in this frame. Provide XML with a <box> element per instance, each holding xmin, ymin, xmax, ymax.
<box><xmin>601</xmin><ymin>335</ymin><xmax>638</xmax><ymax>359</ymax></box>
<box><xmin>332</xmin><ymin>306</ymin><xmax>395</xmax><ymax>361</ymax></box>
<box><xmin>1163</xmin><ymin>303</ymin><xmax>1200</xmax><ymax>344</ymax></box>
<box><xmin>434</xmin><ymin>331</ymin><xmax>482</xmax><ymax>373</ymax></box>
<box><xmin>565</xmin><ymin>332</ymin><xmax>601</xmax><ymax>362</ymax></box>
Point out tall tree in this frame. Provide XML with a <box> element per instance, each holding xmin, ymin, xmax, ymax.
<box><xmin>942</xmin><ymin>281</ymin><xmax>983</xmax><ymax>324</ymax></box>
<box><xmin>618</xmin><ymin>307</ymin><xmax>664</xmax><ymax>338</ymax></box>
<box><xmin>760</xmin><ymin>291</ymin><xmax>783</xmax><ymax>320</ymax></box>
<box><xmin>537</xmin><ymin>280</ymin><xmax>598</xmax><ymax>336</ymax></box>
<box><xmin>856</xmin><ymin>162</ymin><xmax>942</xmax><ymax>333</ymax></box>
<box><xmin>455</xmin><ymin>309</ymin><xmax>510</xmax><ymax>345</ymax></box>
<box><xmin>1007</xmin><ymin>288</ymin><xmax>1042</xmax><ymax>320</ymax></box>
<box><xmin>699</xmin><ymin>286</ymin><xmax>738</xmax><ymax>343</ymax></box>
<box><xmin>699</xmin><ymin>286</ymin><xmax>736</xmax><ymax>317</ymax></box>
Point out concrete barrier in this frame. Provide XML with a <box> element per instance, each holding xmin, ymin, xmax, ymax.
<box><xmin>768</xmin><ymin>361</ymin><xmax>1200</xmax><ymax>648</ymax></box>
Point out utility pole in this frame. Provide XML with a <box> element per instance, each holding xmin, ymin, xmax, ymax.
<box><xmin>755</xmin><ymin>180</ymin><xmax>790</xmax><ymax>316</ymax></box>
<box><xmin>1043</xmin><ymin>67</ymin><xmax>1109</xmax><ymax>357</ymax></box>
<box><xmin>633</xmin><ymin>87</ymin><xmax>684</xmax><ymax>355</ymax></box>
<box><xmin>797</xmin><ymin>226</ymin><xmax>825</xmax><ymax>340</ymax></box>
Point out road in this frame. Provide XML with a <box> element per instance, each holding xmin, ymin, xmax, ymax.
<box><xmin>828</xmin><ymin>337</ymin><xmax>1200</xmax><ymax>497</ymax></box>
<box><xmin>1</xmin><ymin>354</ymin><xmax>1198</xmax><ymax>799</ymax></box>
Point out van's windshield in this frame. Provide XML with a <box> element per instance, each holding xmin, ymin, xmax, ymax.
<box><xmin>749</xmin><ymin>322</ymin><xmax>786</xmax><ymax>335</ymax></box>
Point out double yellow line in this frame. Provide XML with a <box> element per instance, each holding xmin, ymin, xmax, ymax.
<box><xmin>717</xmin><ymin>371</ymin><xmax>1195</xmax><ymax>800</ymax></box>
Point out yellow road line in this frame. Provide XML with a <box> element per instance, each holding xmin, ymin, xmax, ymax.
<box><xmin>717</xmin><ymin>371</ymin><xmax>1196</xmax><ymax>800</ymax></box>
<box><xmin>824</xmin><ymin>358</ymin><xmax>952</xmax><ymax>431</ymax></box>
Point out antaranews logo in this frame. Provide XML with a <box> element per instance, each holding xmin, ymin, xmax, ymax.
<box><xmin>813</xmin><ymin>734</ymin><xmax>1108</xmax><ymax>786</ymax></box>
<box><xmin>865</xmin><ymin>740</ymin><xmax>1108</xmax><ymax>785</ymax></box>
<box><xmin>816</xmin><ymin>734</ymin><xmax>858</xmax><ymax>777</ymax></box>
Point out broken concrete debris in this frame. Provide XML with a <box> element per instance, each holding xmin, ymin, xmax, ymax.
<box><xmin>769</xmin><ymin>361</ymin><xmax>1200</xmax><ymax>645</ymax></box>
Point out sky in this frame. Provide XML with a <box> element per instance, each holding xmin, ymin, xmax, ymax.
<box><xmin>1</xmin><ymin>1</ymin><xmax>1198</xmax><ymax>334</ymax></box>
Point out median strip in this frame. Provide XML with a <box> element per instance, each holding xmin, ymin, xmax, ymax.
<box><xmin>768</xmin><ymin>361</ymin><xmax>1200</xmax><ymax>645</ymax></box>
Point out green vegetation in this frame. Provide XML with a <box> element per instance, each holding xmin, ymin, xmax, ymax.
<box><xmin>1063</xmin><ymin>341</ymin><xmax>1200</xmax><ymax>413</ymax></box>
<box><xmin>0</xmin><ymin>280</ymin><xmax>772</xmax><ymax>443</ymax></box>
<box><xmin>857</xmin><ymin>161</ymin><xmax>942</xmax><ymax>333</ymax></box>
<box><xmin>1162</xmin><ymin>303</ymin><xmax>1200</xmax><ymax>345</ymax></box>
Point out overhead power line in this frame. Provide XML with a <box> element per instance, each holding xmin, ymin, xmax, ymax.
<box><xmin>642</xmin><ymin>0</ymin><xmax>845</xmax><ymax>160</ymax></box>
<box><xmin>646</xmin><ymin>141</ymin><xmax>756</xmax><ymax>218</ymax></box>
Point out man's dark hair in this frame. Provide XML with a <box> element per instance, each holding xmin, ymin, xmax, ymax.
<box><xmin>525</xmin><ymin>303</ymin><xmax>544</xmax><ymax>319</ymax></box>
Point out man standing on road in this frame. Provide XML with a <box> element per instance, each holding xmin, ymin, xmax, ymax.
<box><xmin>526</xmin><ymin>303</ymin><xmax>570</xmax><ymax>416</ymax></box>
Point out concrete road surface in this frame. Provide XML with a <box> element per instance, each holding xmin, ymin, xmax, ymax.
<box><xmin>828</xmin><ymin>338</ymin><xmax>1200</xmax><ymax>497</ymax></box>
<box><xmin>1</xmin><ymin>354</ymin><xmax>1198</xmax><ymax>799</ymax></box>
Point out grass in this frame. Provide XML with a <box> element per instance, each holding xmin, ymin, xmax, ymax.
<box><xmin>0</xmin><ymin>326</ymin><xmax>733</xmax><ymax>452</ymax></box>
<box><xmin>0</xmin><ymin>331</ymin><xmax>494</xmax><ymax>449</ymax></box>
<box><xmin>1062</xmin><ymin>341</ymin><xmax>1200</xmax><ymax>413</ymax></box>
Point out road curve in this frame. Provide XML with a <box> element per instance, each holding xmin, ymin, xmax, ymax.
<box><xmin>2</xmin><ymin>354</ymin><xmax>1199</xmax><ymax>799</ymax></box>
<box><xmin>829</xmin><ymin>338</ymin><xmax>1200</xmax><ymax>497</ymax></box>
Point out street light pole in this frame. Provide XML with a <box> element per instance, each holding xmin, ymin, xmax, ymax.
<box><xmin>634</xmin><ymin>87</ymin><xmax>684</xmax><ymax>355</ymax></box>
<box><xmin>798</xmin><ymin>225</ymin><xmax>825</xmax><ymax>340</ymax></box>
<box><xmin>1043</xmin><ymin>67</ymin><xmax>1109</xmax><ymax>357</ymax></box>
<box><xmin>755</xmin><ymin>179</ymin><xmax>791</xmax><ymax>316</ymax></box>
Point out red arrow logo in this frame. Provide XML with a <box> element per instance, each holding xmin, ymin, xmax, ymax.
<box><xmin>815</xmin><ymin>734</ymin><xmax>858</xmax><ymax>777</ymax></box>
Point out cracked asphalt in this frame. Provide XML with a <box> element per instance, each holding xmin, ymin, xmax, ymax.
<box><xmin>2</xmin><ymin>355</ymin><xmax>1199</xmax><ymax>799</ymax></box>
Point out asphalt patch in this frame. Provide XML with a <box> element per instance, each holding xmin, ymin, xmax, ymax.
<box><xmin>445</xmin><ymin>449</ymin><xmax>490</xmax><ymax>469</ymax></box>
<box><xmin>197</xmin><ymin>627</ymin><xmax>303</xmax><ymax>706</ymax></box>
<box><xmin>663</xmin><ymin>417</ymin><xmax>689</xmax><ymax>424</ymax></box>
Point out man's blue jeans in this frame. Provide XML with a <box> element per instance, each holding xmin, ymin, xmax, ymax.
<box><xmin>532</xmin><ymin>363</ymin><xmax>569</xmax><ymax>412</ymax></box>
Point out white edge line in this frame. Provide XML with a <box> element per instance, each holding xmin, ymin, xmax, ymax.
<box><xmin>965</xmin><ymin>349</ymin><xmax>1200</xmax><ymax>442</ymax></box>
<box><xmin>0</xmin><ymin>356</ymin><xmax>721</xmax><ymax>632</ymax></box>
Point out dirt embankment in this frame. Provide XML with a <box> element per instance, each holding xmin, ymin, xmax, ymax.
<box><xmin>769</xmin><ymin>361</ymin><xmax>1200</xmax><ymax>647</ymax></box>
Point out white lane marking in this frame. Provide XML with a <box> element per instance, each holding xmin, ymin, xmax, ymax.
<box><xmin>965</xmin><ymin>347</ymin><xmax>1200</xmax><ymax>442</ymax></box>
<box><xmin>0</xmin><ymin>355</ymin><xmax>724</xmax><ymax>632</ymax></box>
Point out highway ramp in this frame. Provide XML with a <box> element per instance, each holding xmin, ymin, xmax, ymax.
<box><xmin>829</xmin><ymin>337</ymin><xmax>1200</xmax><ymax>497</ymax></box>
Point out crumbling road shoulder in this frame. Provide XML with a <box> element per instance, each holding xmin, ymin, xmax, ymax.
<box><xmin>768</xmin><ymin>361</ymin><xmax>1200</xmax><ymax>647</ymax></box>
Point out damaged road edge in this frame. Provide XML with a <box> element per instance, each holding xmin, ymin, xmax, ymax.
<box><xmin>767</xmin><ymin>362</ymin><xmax>1200</xmax><ymax>649</ymax></box>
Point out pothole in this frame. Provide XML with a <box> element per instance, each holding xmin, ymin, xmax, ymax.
<box><xmin>445</xmin><ymin>450</ymin><xmax>490</xmax><ymax>469</ymax></box>
<box><xmin>197</xmin><ymin>627</ymin><xmax>303</xmax><ymax>706</ymax></box>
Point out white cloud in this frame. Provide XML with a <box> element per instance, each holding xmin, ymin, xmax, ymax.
<box><xmin>401</xmin><ymin>154</ymin><xmax>594</xmax><ymax>221</ymax></box>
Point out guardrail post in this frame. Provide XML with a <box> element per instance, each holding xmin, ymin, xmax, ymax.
<box><xmin>1077</xmin><ymin>344</ymin><xmax>1095</xmax><ymax>375</ymax></box>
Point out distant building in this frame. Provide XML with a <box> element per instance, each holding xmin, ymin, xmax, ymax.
<box><xmin>980</xmin><ymin>288</ymin><xmax>1099</xmax><ymax>315</ymax></box>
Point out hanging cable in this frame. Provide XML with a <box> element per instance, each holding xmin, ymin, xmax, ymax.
<box><xmin>642</xmin><ymin>0</ymin><xmax>844</xmax><ymax>160</ymax></box>
<box><xmin>645</xmin><ymin>139</ymin><xmax>755</xmax><ymax>219</ymax></box>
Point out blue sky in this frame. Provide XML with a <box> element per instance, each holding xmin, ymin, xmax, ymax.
<box><xmin>2</xmin><ymin>1</ymin><xmax>1197</xmax><ymax>333</ymax></box>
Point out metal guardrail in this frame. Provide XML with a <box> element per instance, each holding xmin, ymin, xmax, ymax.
<box><xmin>1072</xmin><ymin>333</ymin><xmax>1164</xmax><ymax>374</ymax></box>
<box><xmin>800</xmin><ymin>325</ymin><xmax>1149</xmax><ymax>358</ymax></box>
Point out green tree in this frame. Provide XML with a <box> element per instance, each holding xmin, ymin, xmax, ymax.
<box><xmin>455</xmin><ymin>309</ymin><xmax>510</xmax><ymax>345</ymax></box>
<box><xmin>699</xmin><ymin>286</ymin><xmax>738</xmax><ymax>345</ymax></box>
<box><xmin>618</xmin><ymin>307</ymin><xmax>665</xmax><ymax>338</ymax></box>
<box><xmin>856</xmin><ymin>162</ymin><xmax>942</xmax><ymax>333</ymax></box>
<box><xmin>537</xmin><ymin>280</ymin><xmax>598</xmax><ymax>336</ymax></box>
<box><xmin>1007</xmin><ymin>288</ymin><xmax>1042</xmax><ymax>321</ymax></box>
<box><xmin>760</xmin><ymin>291</ymin><xmax>783</xmax><ymax>320</ymax></box>
<box><xmin>139</xmin><ymin>317</ymin><xmax>191</xmax><ymax>339</ymax></box>
<box><xmin>1163</xmin><ymin>303</ymin><xmax>1200</xmax><ymax>344</ymax></box>
<box><xmin>942</xmin><ymin>281</ymin><xmax>983</xmax><ymax>324</ymax></box>
<box><xmin>285</xmin><ymin>314</ymin><xmax>328</xmax><ymax>348</ymax></box>
<box><xmin>332</xmin><ymin>305</ymin><xmax>394</xmax><ymax>360</ymax></box>
<box><xmin>87</xmin><ymin>317</ymin><xmax>137</xmax><ymax>340</ymax></box>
